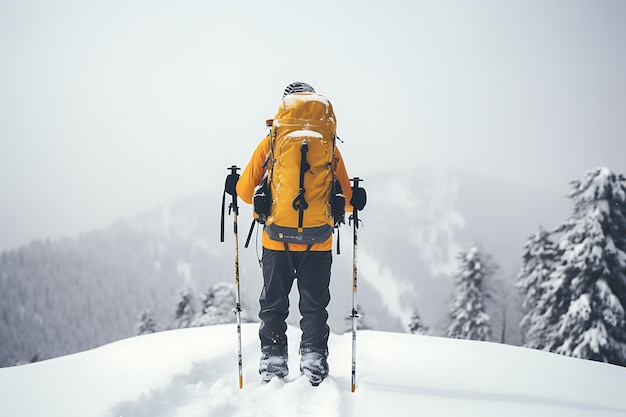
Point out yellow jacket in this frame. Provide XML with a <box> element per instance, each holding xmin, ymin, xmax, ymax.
<box><xmin>237</xmin><ymin>135</ymin><xmax>352</xmax><ymax>251</ymax></box>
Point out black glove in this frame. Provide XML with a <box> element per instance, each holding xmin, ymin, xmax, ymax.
<box><xmin>224</xmin><ymin>173</ymin><xmax>239</xmax><ymax>197</ymax></box>
<box><xmin>350</xmin><ymin>187</ymin><xmax>367</xmax><ymax>211</ymax></box>
<box><xmin>253</xmin><ymin>176</ymin><xmax>271</xmax><ymax>221</ymax></box>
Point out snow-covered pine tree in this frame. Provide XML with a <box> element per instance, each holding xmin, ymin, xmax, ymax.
<box><xmin>408</xmin><ymin>310</ymin><xmax>429</xmax><ymax>335</ymax></box>
<box><xmin>486</xmin><ymin>274</ymin><xmax>516</xmax><ymax>344</ymax></box>
<box><xmin>529</xmin><ymin>167</ymin><xmax>626</xmax><ymax>366</ymax></box>
<box><xmin>192</xmin><ymin>283</ymin><xmax>233</xmax><ymax>326</ymax></box>
<box><xmin>191</xmin><ymin>282</ymin><xmax>254</xmax><ymax>326</ymax></box>
<box><xmin>516</xmin><ymin>226</ymin><xmax>558</xmax><ymax>345</ymax></box>
<box><xmin>136</xmin><ymin>309</ymin><xmax>159</xmax><ymax>335</ymax></box>
<box><xmin>445</xmin><ymin>244</ymin><xmax>493</xmax><ymax>341</ymax></box>
<box><xmin>173</xmin><ymin>286</ymin><xmax>196</xmax><ymax>329</ymax></box>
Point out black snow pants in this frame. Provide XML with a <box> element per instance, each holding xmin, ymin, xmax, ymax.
<box><xmin>259</xmin><ymin>248</ymin><xmax>332</xmax><ymax>357</ymax></box>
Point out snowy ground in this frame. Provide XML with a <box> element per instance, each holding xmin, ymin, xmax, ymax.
<box><xmin>1</xmin><ymin>324</ymin><xmax>625</xmax><ymax>417</ymax></box>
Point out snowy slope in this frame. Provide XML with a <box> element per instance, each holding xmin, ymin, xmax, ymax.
<box><xmin>1</xmin><ymin>324</ymin><xmax>625</xmax><ymax>417</ymax></box>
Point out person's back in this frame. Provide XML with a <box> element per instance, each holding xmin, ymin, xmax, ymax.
<box><xmin>236</xmin><ymin>82</ymin><xmax>352</xmax><ymax>385</ymax></box>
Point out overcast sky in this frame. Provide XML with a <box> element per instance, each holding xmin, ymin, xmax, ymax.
<box><xmin>1</xmin><ymin>0</ymin><xmax>625</xmax><ymax>251</ymax></box>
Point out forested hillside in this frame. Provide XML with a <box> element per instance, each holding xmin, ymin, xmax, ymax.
<box><xmin>0</xmin><ymin>170</ymin><xmax>569</xmax><ymax>366</ymax></box>
<box><xmin>0</xmin><ymin>195</ymin><xmax>233</xmax><ymax>366</ymax></box>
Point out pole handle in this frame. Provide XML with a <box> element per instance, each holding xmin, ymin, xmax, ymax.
<box><xmin>221</xmin><ymin>165</ymin><xmax>241</xmax><ymax>242</ymax></box>
<box><xmin>349</xmin><ymin>177</ymin><xmax>366</xmax><ymax>229</ymax></box>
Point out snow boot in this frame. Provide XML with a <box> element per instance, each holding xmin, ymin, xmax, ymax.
<box><xmin>259</xmin><ymin>353</ymin><xmax>288</xmax><ymax>383</ymax></box>
<box><xmin>300</xmin><ymin>350</ymin><xmax>329</xmax><ymax>386</ymax></box>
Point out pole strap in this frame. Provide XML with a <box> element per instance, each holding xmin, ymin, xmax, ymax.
<box><xmin>220</xmin><ymin>189</ymin><xmax>227</xmax><ymax>242</ymax></box>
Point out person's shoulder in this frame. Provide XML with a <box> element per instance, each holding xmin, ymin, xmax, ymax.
<box><xmin>253</xmin><ymin>135</ymin><xmax>271</xmax><ymax>151</ymax></box>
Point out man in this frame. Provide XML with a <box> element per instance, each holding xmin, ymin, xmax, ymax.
<box><xmin>236</xmin><ymin>82</ymin><xmax>353</xmax><ymax>386</ymax></box>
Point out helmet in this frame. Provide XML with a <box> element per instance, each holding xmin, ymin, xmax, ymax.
<box><xmin>282</xmin><ymin>82</ymin><xmax>316</xmax><ymax>98</ymax></box>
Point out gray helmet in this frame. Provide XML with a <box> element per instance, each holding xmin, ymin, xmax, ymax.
<box><xmin>283</xmin><ymin>82</ymin><xmax>316</xmax><ymax>98</ymax></box>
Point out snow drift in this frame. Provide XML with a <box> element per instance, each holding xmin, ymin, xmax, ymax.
<box><xmin>1</xmin><ymin>323</ymin><xmax>624</xmax><ymax>417</ymax></box>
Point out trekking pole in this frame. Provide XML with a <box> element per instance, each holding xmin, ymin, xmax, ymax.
<box><xmin>349</xmin><ymin>177</ymin><xmax>364</xmax><ymax>393</ymax></box>
<box><xmin>220</xmin><ymin>165</ymin><xmax>243</xmax><ymax>389</ymax></box>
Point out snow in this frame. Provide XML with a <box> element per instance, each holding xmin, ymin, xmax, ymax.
<box><xmin>286</xmin><ymin>130</ymin><xmax>324</xmax><ymax>139</ymax></box>
<box><xmin>282</xmin><ymin>92</ymin><xmax>331</xmax><ymax>109</ymax></box>
<box><xmin>359</xmin><ymin>248</ymin><xmax>413</xmax><ymax>322</ymax></box>
<box><xmin>567</xmin><ymin>294</ymin><xmax>592</xmax><ymax>321</ymax></box>
<box><xmin>1</xmin><ymin>324</ymin><xmax>625</xmax><ymax>417</ymax></box>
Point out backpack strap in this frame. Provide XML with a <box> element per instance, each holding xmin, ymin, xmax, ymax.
<box><xmin>244</xmin><ymin>219</ymin><xmax>256</xmax><ymax>249</ymax></box>
<box><xmin>292</xmin><ymin>140</ymin><xmax>310</xmax><ymax>229</ymax></box>
<box><xmin>336</xmin><ymin>226</ymin><xmax>341</xmax><ymax>255</ymax></box>
<box><xmin>283</xmin><ymin>242</ymin><xmax>313</xmax><ymax>280</ymax></box>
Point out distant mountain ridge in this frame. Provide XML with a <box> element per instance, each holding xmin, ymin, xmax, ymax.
<box><xmin>0</xmin><ymin>194</ymin><xmax>227</xmax><ymax>366</ymax></box>
<box><xmin>0</xmin><ymin>169</ymin><xmax>571</xmax><ymax>366</ymax></box>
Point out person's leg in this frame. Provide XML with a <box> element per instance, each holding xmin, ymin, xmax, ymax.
<box><xmin>259</xmin><ymin>248</ymin><xmax>294</xmax><ymax>380</ymax></box>
<box><xmin>295</xmin><ymin>250</ymin><xmax>332</xmax><ymax>385</ymax></box>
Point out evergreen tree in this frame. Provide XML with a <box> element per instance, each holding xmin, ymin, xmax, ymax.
<box><xmin>136</xmin><ymin>309</ymin><xmax>159</xmax><ymax>335</ymax></box>
<box><xmin>408</xmin><ymin>310</ymin><xmax>429</xmax><ymax>335</ymax></box>
<box><xmin>192</xmin><ymin>282</ymin><xmax>255</xmax><ymax>326</ymax></box>
<box><xmin>486</xmin><ymin>275</ymin><xmax>519</xmax><ymax>344</ymax></box>
<box><xmin>445</xmin><ymin>245</ymin><xmax>493</xmax><ymax>341</ymax></box>
<box><xmin>516</xmin><ymin>226</ymin><xmax>558</xmax><ymax>345</ymax></box>
<box><xmin>173</xmin><ymin>286</ymin><xmax>196</xmax><ymax>329</ymax></box>
<box><xmin>527</xmin><ymin>167</ymin><xmax>626</xmax><ymax>366</ymax></box>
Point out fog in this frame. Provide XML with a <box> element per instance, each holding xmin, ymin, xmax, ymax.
<box><xmin>1</xmin><ymin>0</ymin><xmax>625</xmax><ymax>251</ymax></box>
